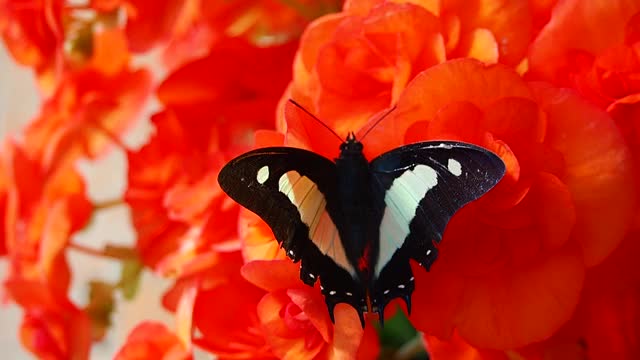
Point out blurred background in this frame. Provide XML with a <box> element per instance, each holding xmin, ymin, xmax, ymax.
<box><xmin>0</xmin><ymin>42</ymin><xmax>173</xmax><ymax>359</ymax></box>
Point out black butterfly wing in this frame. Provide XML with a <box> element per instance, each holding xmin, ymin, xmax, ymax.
<box><xmin>218</xmin><ymin>147</ymin><xmax>367</xmax><ymax>324</ymax></box>
<box><xmin>368</xmin><ymin>141</ymin><xmax>505</xmax><ymax>319</ymax></box>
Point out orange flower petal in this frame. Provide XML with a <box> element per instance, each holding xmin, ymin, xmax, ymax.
<box><xmin>534</xmin><ymin>84</ymin><xmax>636</xmax><ymax>265</ymax></box>
<box><xmin>238</xmin><ymin>209</ymin><xmax>286</xmax><ymax>262</ymax></box>
<box><xmin>257</xmin><ymin>291</ymin><xmax>325</xmax><ymax>359</ymax></box>
<box><xmin>242</xmin><ymin>260</ymin><xmax>301</xmax><ymax>292</ymax></box>
<box><xmin>454</xmin><ymin>250</ymin><xmax>584</xmax><ymax>349</ymax></box>
<box><xmin>529</xmin><ymin>0</ymin><xmax>640</xmax><ymax>81</ymax></box>
<box><xmin>114</xmin><ymin>322</ymin><xmax>191</xmax><ymax>360</ymax></box>
<box><xmin>463</xmin><ymin>28</ymin><xmax>499</xmax><ymax>64</ymax></box>
<box><xmin>365</xmin><ymin>59</ymin><xmax>533</xmax><ymax>156</ymax></box>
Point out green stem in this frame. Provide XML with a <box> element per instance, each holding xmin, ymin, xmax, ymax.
<box><xmin>93</xmin><ymin>198</ymin><xmax>125</xmax><ymax>211</ymax></box>
<box><xmin>393</xmin><ymin>334</ymin><xmax>426</xmax><ymax>360</ymax></box>
<box><xmin>68</xmin><ymin>242</ymin><xmax>138</xmax><ymax>261</ymax></box>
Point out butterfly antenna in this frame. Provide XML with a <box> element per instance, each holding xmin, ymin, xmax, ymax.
<box><xmin>359</xmin><ymin>104</ymin><xmax>397</xmax><ymax>141</ymax></box>
<box><xmin>288</xmin><ymin>99</ymin><xmax>343</xmax><ymax>141</ymax></box>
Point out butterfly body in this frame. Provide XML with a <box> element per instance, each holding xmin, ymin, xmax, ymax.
<box><xmin>218</xmin><ymin>135</ymin><xmax>505</xmax><ymax>326</ymax></box>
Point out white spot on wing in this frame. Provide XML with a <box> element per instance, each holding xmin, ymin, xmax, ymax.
<box><xmin>257</xmin><ymin>165</ymin><xmax>269</xmax><ymax>184</ymax></box>
<box><xmin>447</xmin><ymin>158</ymin><xmax>462</xmax><ymax>176</ymax></box>
<box><xmin>376</xmin><ymin>165</ymin><xmax>438</xmax><ymax>277</ymax></box>
<box><xmin>329</xmin><ymin>290</ymin><xmax>336</xmax><ymax>295</ymax></box>
<box><xmin>277</xmin><ymin>171</ymin><xmax>357</xmax><ymax>278</ymax></box>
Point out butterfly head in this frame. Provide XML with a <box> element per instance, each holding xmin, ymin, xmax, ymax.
<box><xmin>339</xmin><ymin>132</ymin><xmax>364</xmax><ymax>155</ymax></box>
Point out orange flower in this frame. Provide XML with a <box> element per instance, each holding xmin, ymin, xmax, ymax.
<box><xmin>14</xmin><ymin>285</ymin><xmax>92</xmax><ymax>360</ymax></box>
<box><xmin>424</xmin><ymin>332</ymin><xmax>508</xmax><ymax>360</ymax></box>
<box><xmin>529</xmin><ymin>0</ymin><xmax>640</xmax><ymax>109</ymax></box>
<box><xmin>158</xmin><ymin>0</ymin><xmax>341</xmax><ymax>66</ymax></box>
<box><xmin>190</xmin><ymin>256</ymin><xmax>379</xmax><ymax>359</ymax></box>
<box><xmin>114</xmin><ymin>322</ymin><xmax>192</xmax><ymax>360</ymax></box>
<box><xmin>192</xmin><ymin>266</ymin><xmax>275</xmax><ymax>360</ymax></box>
<box><xmin>0</xmin><ymin>1</ymin><xmax>137</xmax><ymax>93</ymax></box>
<box><xmin>384</xmin><ymin>59</ymin><xmax>635</xmax><ymax>349</ymax></box>
<box><xmin>90</xmin><ymin>0</ymin><xmax>194</xmax><ymax>53</ymax></box>
<box><xmin>0</xmin><ymin>0</ymin><xmax>64</xmax><ymax>90</ymax></box>
<box><xmin>424</xmin><ymin>231</ymin><xmax>640</xmax><ymax>359</ymax></box>
<box><xmin>528</xmin><ymin>0</ymin><xmax>640</xmax><ymax>195</ymax></box>
<box><xmin>1</xmin><ymin>140</ymin><xmax>92</xmax><ymax>294</ymax></box>
<box><xmin>126</xmin><ymin>39</ymin><xmax>295</xmax><ymax>274</ymax></box>
<box><xmin>532</xmin><ymin>231</ymin><xmax>640</xmax><ymax>359</ymax></box>
<box><xmin>287</xmin><ymin>0</ymin><xmax>533</xmax><ymax>131</ymax></box>
<box><xmin>22</xmin><ymin>67</ymin><xmax>151</xmax><ymax>170</ymax></box>
<box><xmin>0</xmin><ymin>141</ymin><xmax>93</xmax><ymax>359</ymax></box>
<box><xmin>262</xmin><ymin>59</ymin><xmax>634</xmax><ymax>350</ymax></box>
<box><xmin>243</xmin><ymin>260</ymin><xmax>377</xmax><ymax>359</ymax></box>
<box><xmin>528</xmin><ymin>0</ymin><xmax>559</xmax><ymax>33</ymax></box>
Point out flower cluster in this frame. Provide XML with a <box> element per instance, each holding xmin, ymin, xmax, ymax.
<box><xmin>1</xmin><ymin>0</ymin><xmax>639</xmax><ymax>359</ymax></box>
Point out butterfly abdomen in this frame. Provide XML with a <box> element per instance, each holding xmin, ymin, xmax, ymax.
<box><xmin>334</xmin><ymin>139</ymin><xmax>379</xmax><ymax>282</ymax></box>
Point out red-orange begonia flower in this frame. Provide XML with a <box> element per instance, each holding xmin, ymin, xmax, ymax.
<box><xmin>528</xmin><ymin>0</ymin><xmax>640</xmax><ymax>191</ymax></box>
<box><xmin>424</xmin><ymin>332</ymin><xmax>509</xmax><ymax>360</ymax></box>
<box><xmin>90</xmin><ymin>0</ymin><xmax>194</xmax><ymax>53</ymax></box>
<box><xmin>13</xmin><ymin>283</ymin><xmax>92</xmax><ymax>360</ymax></box>
<box><xmin>243</xmin><ymin>260</ymin><xmax>378</xmax><ymax>360</ymax></box>
<box><xmin>126</xmin><ymin>39</ymin><xmax>295</xmax><ymax>275</ymax></box>
<box><xmin>286</xmin><ymin>0</ymin><xmax>533</xmax><ymax>132</ymax></box>
<box><xmin>193</xmin><ymin>258</ymin><xmax>378</xmax><ymax>360</ymax></box>
<box><xmin>528</xmin><ymin>0</ymin><xmax>640</xmax><ymax>109</ymax></box>
<box><xmin>260</xmin><ymin>58</ymin><xmax>635</xmax><ymax>350</ymax></box>
<box><xmin>391</xmin><ymin>59</ymin><xmax>634</xmax><ymax>349</ymax></box>
<box><xmin>21</xmin><ymin>67</ymin><xmax>151</xmax><ymax>170</ymax></box>
<box><xmin>1</xmin><ymin>140</ymin><xmax>92</xmax><ymax>295</ymax></box>
<box><xmin>0</xmin><ymin>0</ymin><xmax>139</xmax><ymax>93</ymax></box>
<box><xmin>524</xmin><ymin>230</ymin><xmax>640</xmax><ymax>359</ymax></box>
<box><xmin>114</xmin><ymin>322</ymin><xmax>192</xmax><ymax>360</ymax></box>
<box><xmin>192</xmin><ymin>264</ymin><xmax>275</xmax><ymax>360</ymax></box>
<box><xmin>0</xmin><ymin>141</ymin><xmax>93</xmax><ymax>359</ymax></box>
<box><xmin>0</xmin><ymin>0</ymin><xmax>64</xmax><ymax>90</ymax></box>
<box><xmin>156</xmin><ymin>0</ymin><xmax>342</xmax><ymax>68</ymax></box>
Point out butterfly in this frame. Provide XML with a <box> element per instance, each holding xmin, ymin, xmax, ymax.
<box><xmin>218</xmin><ymin>100</ymin><xmax>505</xmax><ymax>327</ymax></box>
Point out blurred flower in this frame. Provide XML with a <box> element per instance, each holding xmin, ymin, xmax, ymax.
<box><xmin>114</xmin><ymin>322</ymin><xmax>192</xmax><ymax>360</ymax></box>
<box><xmin>0</xmin><ymin>0</ymin><xmax>139</xmax><ymax>93</ymax></box>
<box><xmin>1</xmin><ymin>141</ymin><xmax>92</xmax><ymax>295</ymax></box>
<box><xmin>15</xmin><ymin>284</ymin><xmax>92</xmax><ymax>360</ymax></box>
<box><xmin>22</xmin><ymin>67</ymin><xmax>151</xmax><ymax>169</ymax></box>
<box><xmin>125</xmin><ymin>39</ymin><xmax>296</xmax><ymax>274</ymax></box>
<box><xmin>0</xmin><ymin>140</ymin><xmax>93</xmax><ymax>359</ymax></box>
<box><xmin>0</xmin><ymin>0</ymin><xmax>64</xmax><ymax>91</ymax></box>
